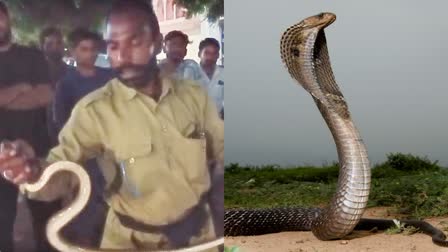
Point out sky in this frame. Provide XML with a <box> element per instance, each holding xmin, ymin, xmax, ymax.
<box><xmin>224</xmin><ymin>0</ymin><xmax>448</xmax><ymax>167</ymax></box>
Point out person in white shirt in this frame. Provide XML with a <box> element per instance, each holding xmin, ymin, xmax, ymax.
<box><xmin>198</xmin><ymin>38</ymin><xmax>224</xmax><ymax>119</ymax></box>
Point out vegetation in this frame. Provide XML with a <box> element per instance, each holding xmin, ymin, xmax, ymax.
<box><xmin>225</xmin><ymin>153</ymin><xmax>448</xmax><ymax>219</ymax></box>
<box><xmin>384</xmin><ymin>220</ymin><xmax>419</xmax><ymax>236</ymax></box>
<box><xmin>5</xmin><ymin>0</ymin><xmax>110</xmax><ymax>45</ymax></box>
<box><xmin>224</xmin><ymin>246</ymin><xmax>240</xmax><ymax>252</ymax></box>
<box><xmin>175</xmin><ymin>0</ymin><xmax>223</xmax><ymax>21</ymax></box>
<box><xmin>3</xmin><ymin>0</ymin><xmax>223</xmax><ymax>45</ymax></box>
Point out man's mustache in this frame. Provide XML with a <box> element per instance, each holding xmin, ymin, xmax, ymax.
<box><xmin>116</xmin><ymin>64</ymin><xmax>148</xmax><ymax>74</ymax></box>
<box><xmin>117</xmin><ymin>61</ymin><xmax>158</xmax><ymax>87</ymax></box>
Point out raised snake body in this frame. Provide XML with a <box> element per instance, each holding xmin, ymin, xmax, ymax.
<box><xmin>22</xmin><ymin>161</ymin><xmax>224</xmax><ymax>252</ymax></box>
<box><xmin>224</xmin><ymin>12</ymin><xmax>448</xmax><ymax>246</ymax></box>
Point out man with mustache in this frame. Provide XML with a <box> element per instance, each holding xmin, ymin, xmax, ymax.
<box><xmin>40</xmin><ymin>27</ymin><xmax>68</xmax><ymax>148</ymax></box>
<box><xmin>0</xmin><ymin>2</ymin><xmax>53</xmax><ymax>251</ymax></box>
<box><xmin>40</xmin><ymin>27</ymin><xmax>68</xmax><ymax>90</ymax></box>
<box><xmin>159</xmin><ymin>30</ymin><xmax>205</xmax><ymax>84</ymax></box>
<box><xmin>0</xmin><ymin>0</ymin><xmax>223</xmax><ymax>251</ymax></box>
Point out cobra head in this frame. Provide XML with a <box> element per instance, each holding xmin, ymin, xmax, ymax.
<box><xmin>280</xmin><ymin>12</ymin><xmax>336</xmax><ymax>94</ymax></box>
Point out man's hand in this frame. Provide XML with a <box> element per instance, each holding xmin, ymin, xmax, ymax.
<box><xmin>0</xmin><ymin>140</ymin><xmax>40</xmax><ymax>184</ymax></box>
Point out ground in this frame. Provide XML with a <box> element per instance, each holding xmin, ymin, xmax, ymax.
<box><xmin>224</xmin><ymin>207</ymin><xmax>448</xmax><ymax>252</ymax></box>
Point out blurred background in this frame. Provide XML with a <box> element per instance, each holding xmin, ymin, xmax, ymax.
<box><xmin>225</xmin><ymin>0</ymin><xmax>448</xmax><ymax>167</ymax></box>
<box><xmin>4</xmin><ymin>0</ymin><xmax>224</xmax><ymax>67</ymax></box>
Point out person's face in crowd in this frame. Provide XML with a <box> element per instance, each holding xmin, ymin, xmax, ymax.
<box><xmin>199</xmin><ymin>44</ymin><xmax>219</xmax><ymax>67</ymax></box>
<box><xmin>71</xmin><ymin>39</ymin><xmax>99</xmax><ymax>68</ymax></box>
<box><xmin>0</xmin><ymin>10</ymin><xmax>11</xmax><ymax>47</ymax></box>
<box><xmin>105</xmin><ymin>11</ymin><xmax>162</xmax><ymax>88</ymax></box>
<box><xmin>164</xmin><ymin>36</ymin><xmax>187</xmax><ymax>63</ymax></box>
<box><xmin>42</xmin><ymin>34</ymin><xmax>64</xmax><ymax>61</ymax></box>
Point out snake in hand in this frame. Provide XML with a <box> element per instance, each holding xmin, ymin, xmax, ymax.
<box><xmin>223</xmin><ymin>12</ymin><xmax>448</xmax><ymax>246</ymax></box>
<box><xmin>22</xmin><ymin>161</ymin><xmax>224</xmax><ymax>252</ymax></box>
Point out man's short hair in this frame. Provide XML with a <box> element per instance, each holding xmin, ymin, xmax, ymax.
<box><xmin>106</xmin><ymin>0</ymin><xmax>160</xmax><ymax>37</ymax></box>
<box><xmin>39</xmin><ymin>27</ymin><xmax>63</xmax><ymax>46</ymax></box>
<box><xmin>164</xmin><ymin>30</ymin><xmax>191</xmax><ymax>45</ymax></box>
<box><xmin>0</xmin><ymin>1</ymin><xmax>8</xmax><ymax>16</ymax></box>
<box><xmin>199</xmin><ymin>38</ymin><xmax>220</xmax><ymax>52</ymax></box>
<box><xmin>67</xmin><ymin>28</ymin><xmax>102</xmax><ymax>48</ymax></box>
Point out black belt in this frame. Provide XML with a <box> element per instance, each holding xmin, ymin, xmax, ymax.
<box><xmin>114</xmin><ymin>194</ymin><xmax>209</xmax><ymax>234</ymax></box>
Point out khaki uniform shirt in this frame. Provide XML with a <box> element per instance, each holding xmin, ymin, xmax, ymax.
<box><xmin>21</xmin><ymin>77</ymin><xmax>224</xmax><ymax>250</ymax></box>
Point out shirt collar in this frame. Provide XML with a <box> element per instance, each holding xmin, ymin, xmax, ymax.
<box><xmin>200</xmin><ymin>64</ymin><xmax>222</xmax><ymax>81</ymax></box>
<box><xmin>114</xmin><ymin>77</ymin><xmax>175</xmax><ymax>101</ymax></box>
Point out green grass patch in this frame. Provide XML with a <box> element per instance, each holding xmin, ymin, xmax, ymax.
<box><xmin>384</xmin><ymin>220</ymin><xmax>420</xmax><ymax>235</ymax></box>
<box><xmin>225</xmin><ymin>153</ymin><xmax>448</xmax><ymax>218</ymax></box>
<box><xmin>224</xmin><ymin>246</ymin><xmax>240</xmax><ymax>252</ymax></box>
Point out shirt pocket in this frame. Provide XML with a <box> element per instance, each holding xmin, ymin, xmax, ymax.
<box><xmin>115</xmin><ymin>138</ymin><xmax>155</xmax><ymax>198</ymax></box>
<box><xmin>170</xmin><ymin>129</ymin><xmax>209</xmax><ymax>191</ymax></box>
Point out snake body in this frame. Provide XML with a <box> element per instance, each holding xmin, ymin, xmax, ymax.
<box><xmin>225</xmin><ymin>12</ymin><xmax>370</xmax><ymax>240</ymax></box>
<box><xmin>23</xmin><ymin>161</ymin><xmax>224</xmax><ymax>252</ymax></box>
<box><xmin>224</xmin><ymin>12</ymin><xmax>448</xmax><ymax>246</ymax></box>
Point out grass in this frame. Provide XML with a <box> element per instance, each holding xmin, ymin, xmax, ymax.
<box><xmin>225</xmin><ymin>153</ymin><xmax>448</xmax><ymax>219</ymax></box>
<box><xmin>384</xmin><ymin>219</ymin><xmax>419</xmax><ymax>236</ymax></box>
<box><xmin>224</xmin><ymin>246</ymin><xmax>240</xmax><ymax>252</ymax></box>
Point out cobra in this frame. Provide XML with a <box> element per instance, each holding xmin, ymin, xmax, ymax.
<box><xmin>22</xmin><ymin>161</ymin><xmax>224</xmax><ymax>252</ymax></box>
<box><xmin>224</xmin><ymin>12</ymin><xmax>448</xmax><ymax>246</ymax></box>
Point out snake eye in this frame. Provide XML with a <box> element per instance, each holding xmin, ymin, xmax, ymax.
<box><xmin>317</xmin><ymin>13</ymin><xmax>325</xmax><ymax>19</ymax></box>
<box><xmin>291</xmin><ymin>48</ymin><xmax>300</xmax><ymax>57</ymax></box>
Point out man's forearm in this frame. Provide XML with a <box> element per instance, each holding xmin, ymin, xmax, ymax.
<box><xmin>0</xmin><ymin>84</ymin><xmax>29</xmax><ymax>107</ymax></box>
<box><xmin>5</xmin><ymin>84</ymin><xmax>53</xmax><ymax>110</ymax></box>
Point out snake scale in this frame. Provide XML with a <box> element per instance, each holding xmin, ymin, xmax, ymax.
<box><xmin>224</xmin><ymin>12</ymin><xmax>448</xmax><ymax>247</ymax></box>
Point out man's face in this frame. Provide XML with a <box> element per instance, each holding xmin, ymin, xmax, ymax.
<box><xmin>0</xmin><ymin>11</ymin><xmax>11</xmax><ymax>46</ymax></box>
<box><xmin>71</xmin><ymin>39</ymin><xmax>98</xmax><ymax>68</ymax></box>
<box><xmin>164</xmin><ymin>36</ymin><xmax>187</xmax><ymax>62</ymax></box>
<box><xmin>42</xmin><ymin>34</ymin><xmax>64</xmax><ymax>61</ymax></box>
<box><xmin>199</xmin><ymin>45</ymin><xmax>219</xmax><ymax>66</ymax></box>
<box><xmin>105</xmin><ymin>12</ymin><xmax>161</xmax><ymax>87</ymax></box>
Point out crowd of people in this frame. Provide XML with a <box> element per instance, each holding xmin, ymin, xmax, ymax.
<box><xmin>0</xmin><ymin>0</ymin><xmax>223</xmax><ymax>251</ymax></box>
<box><xmin>159</xmin><ymin>30</ymin><xmax>224</xmax><ymax>119</ymax></box>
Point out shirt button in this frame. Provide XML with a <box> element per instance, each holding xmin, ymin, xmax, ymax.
<box><xmin>162</xmin><ymin>125</ymin><xmax>167</xmax><ymax>132</ymax></box>
<box><xmin>129</xmin><ymin>158</ymin><xmax>135</xmax><ymax>164</ymax></box>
